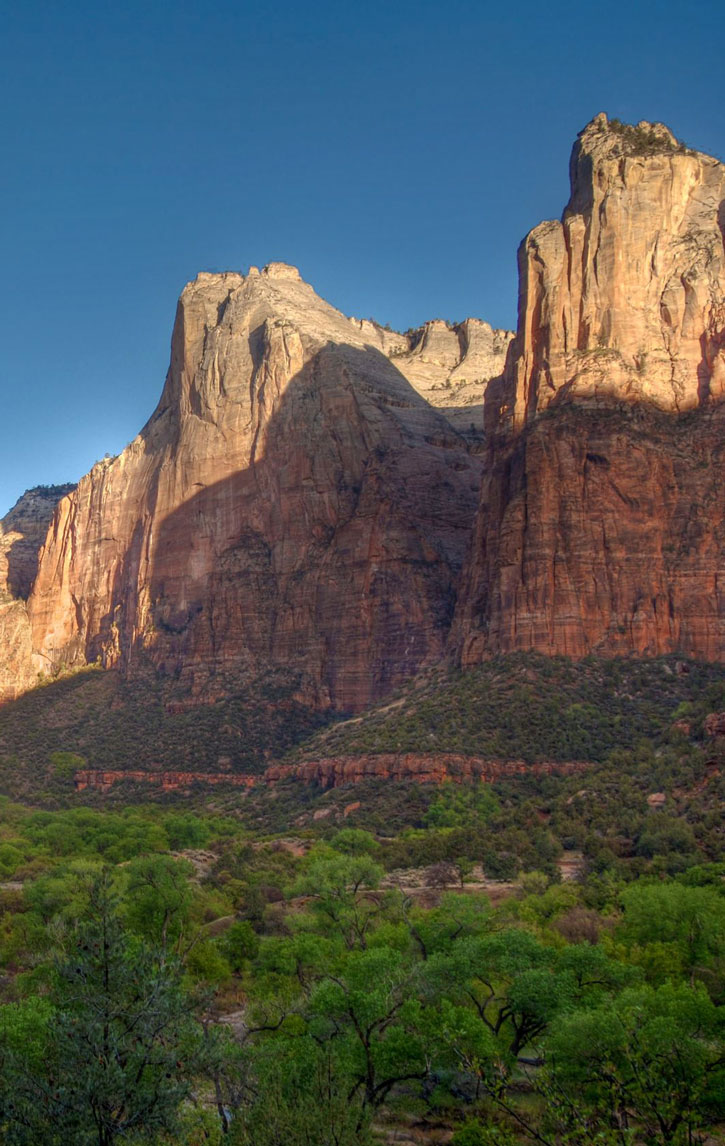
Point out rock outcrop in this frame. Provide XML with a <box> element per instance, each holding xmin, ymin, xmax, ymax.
<box><xmin>457</xmin><ymin>114</ymin><xmax>725</xmax><ymax>664</ymax></box>
<box><xmin>704</xmin><ymin>712</ymin><xmax>725</xmax><ymax>739</ymax></box>
<box><xmin>74</xmin><ymin>769</ymin><xmax>258</xmax><ymax>793</ymax></box>
<box><xmin>263</xmin><ymin>753</ymin><xmax>589</xmax><ymax>788</ymax></box>
<box><xmin>74</xmin><ymin>754</ymin><xmax>590</xmax><ymax>792</ymax></box>
<box><xmin>0</xmin><ymin>486</ymin><xmax>75</xmax><ymax>700</ymax></box>
<box><xmin>25</xmin><ymin>265</ymin><xmax>482</xmax><ymax>711</ymax></box>
<box><xmin>506</xmin><ymin>114</ymin><xmax>725</xmax><ymax>425</ymax></box>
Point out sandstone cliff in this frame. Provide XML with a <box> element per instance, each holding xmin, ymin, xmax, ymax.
<box><xmin>26</xmin><ymin>265</ymin><xmax>482</xmax><ymax>711</ymax></box>
<box><xmin>0</xmin><ymin>486</ymin><xmax>74</xmax><ymax>700</ymax></box>
<box><xmin>5</xmin><ymin>113</ymin><xmax>725</xmax><ymax>717</ymax></box>
<box><xmin>457</xmin><ymin>114</ymin><xmax>725</xmax><ymax>664</ymax></box>
<box><xmin>506</xmin><ymin>114</ymin><xmax>725</xmax><ymax>424</ymax></box>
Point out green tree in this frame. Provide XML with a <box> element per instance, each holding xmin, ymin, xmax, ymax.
<box><xmin>120</xmin><ymin>854</ymin><xmax>193</xmax><ymax>951</ymax></box>
<box><xmin>426</xmin><ymin>928</ymin><xmax>573</xmax><ymax>1070</ymax></box>
<box><xmin>618</xmin><ymin>880</ymin><xmax>725</xmax><ymax>988</ymax></box>
<box><xmin>0</xmin><ymin>873</ymin><xmax>205</xmax><ymax>1146</ymax></box>
<box><xmin>544</xmin><ymin>982</ymin><xmax>725</xmax><ymax>1145</ymax></box>
<box><xmin>307</xmin><ymin>945</ymin><xmax>427</xmax><ymax>1117</ymax></box>
<box><xmin>49</xmin><ymin>751</ymin><xmax>86</xmax><ymax>780</ymax></box>
<box><xmin>294</xmin><ymin>851</ymin><xmax>385</xmax><ymax>951</ymax></box>
<box><xmin>231</xmin><ymin>1039</ymin><xmax>372</xmax><ymax>1145</ymax></box>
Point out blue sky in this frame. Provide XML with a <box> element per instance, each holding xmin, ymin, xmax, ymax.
<box><xmin>1</xmin><ymin>0</ymin><xmax>723</xmax><ymax>515</ymax></box>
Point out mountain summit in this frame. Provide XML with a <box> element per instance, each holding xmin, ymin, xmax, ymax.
<box><xmin>457</xmin><ymin>113</ymin><xmax>725</xmax><ymax>665</ymax></box>
<box><xmin>17</xmin><ymin>264</ymin><xmax>486</xmax><ymax>711</ymax></box>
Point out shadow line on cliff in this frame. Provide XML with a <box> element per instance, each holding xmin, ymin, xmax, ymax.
<box><xmin>91</xmin><ymin>342</ymin><xmax>483</xmax><ymax>713</ymax></box>
<box><xmin>459</xmin><ymin>391</ymin><xmax>725</xmax><ymax>666</ymax></box>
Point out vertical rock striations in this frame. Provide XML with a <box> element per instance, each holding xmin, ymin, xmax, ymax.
<box><xmin>457</xmin><ymin>114</ymin><xmax>725</xmax><ymax>664</ymax></box>
<box><xmin>0</xmin><ymin>486</ymin><xmax>75</xmax><ymax>700</ymax></box>
<box><xmin>26</xmin><ymin>265</ymin><xmax>482</xmax><ymax>711</ymax></box>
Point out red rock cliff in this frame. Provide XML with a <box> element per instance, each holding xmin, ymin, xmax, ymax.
<box><xmin>0</xmin><ymin>486</ymin><xmax>75</xmax><ymax>700</ymax></box>
<box><xmin>26</xmin><ymin>265</ymin><xmax>482</xmax><ymax>710</ymax></box>
<box><xmin>456</xmin><ymin>114</ymin><xmax>725</xmax><ymax>664</ymax></box>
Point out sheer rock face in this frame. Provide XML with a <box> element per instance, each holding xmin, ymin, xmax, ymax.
<box><xmin>457</xmin><ymin>115</ymin><xmax>725</xmax><ymax>665</ymax></box>
<box><xmin>457</xmin><ymin>403</ymin><xmax>725</xmax><ymax>663</ymax></box>
<box><xmin>351</xmin><ymin>316</ymin><xmax>513</xmax><ymax>446</ymax></box>
<box><xmin>26</xmin><ymin>265</ymin><xmax>482</xmax><ymax>711</ymax></box>
<box><xmin>0</xmin><ymin>486</ymin><xmax>75</xmax><ymax>700</ymax></box>
<box><xmin>506</xmin><ymin>114</ymin><xmax>725</xmax><ymax>427</ymax></box>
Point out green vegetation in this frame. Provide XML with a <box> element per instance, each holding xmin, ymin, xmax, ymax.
<box><xmin>0</xmin><ymin>803</ymin><xmax>723</xmax><ymax>1143</ymax></box>
<box><xmin>0</xmin><ymin>872</ymin><xmax>206</xmax><ymax>1145</ymax></box>
<box><xmin>0</xmin><ymin>652</ymin><xmax>724</xmax><ymax>1140</ymax></box>
<box><xmin>3</xmin><ymin>652</ymin><xmax>724</xmax><ymax>808</ymax></box>
<box><xmin>0</xmin><ymin>665</ymin><xmax>331</xmax><ymax>799</ymax></box>
<box><xmin>295</xmin><ymin>654</ymin><xmax>725</xmax><ymax>763</ymax></box>
<box><xmin>603</xmin><ymin>117</ymin><xmax>695</xmax><ymax>158</ymax></box>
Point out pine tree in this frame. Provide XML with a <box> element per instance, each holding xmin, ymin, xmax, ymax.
<box><xmin>0</xmin><ymin>871</ymin><xmax>205</xmax><ymax>1146</ymax></box>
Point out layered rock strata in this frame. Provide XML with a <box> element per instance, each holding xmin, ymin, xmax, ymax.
<box><xmin>74</xmin><ymin>755</ymin><xmax>589</xmax><ymax>792</ymax></box>
<box><xmin>263</xmin><ymin>753</ymin><xmax>589</xmax><ymax>787</ymax></box>
<box><xmin>457</xmin><ymin>114</ymin><xmax>725</xmax><ymax>664</ymax></box>
<box><xmin>26</xmin><ymin>265</ymin><xmax>482</xmax><ymax>711</ymax></box>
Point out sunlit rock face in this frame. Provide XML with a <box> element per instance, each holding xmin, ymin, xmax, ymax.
<box><xmin>507</xmin><ymin>113</ymin><xmax>725</xmax><ymax>424</ymax></box>
<box><xmin>455</xmin><ymin>115</ymin><xmax>725</xmax><ymax>665</ymax></box>
<box><xmin>0</xmin><ymin>486</ymin><xmax>74</xmax><ymax>700</ymax></box>
<box><xmin>349</xmin><ymin>316</ymin><xmax>513</xmax><ymax>448</ymax></box>
<box><xmin>5</xmin><ymin>114</ymin><xmax>725</xmax><ymax>714</ymax></box>
<box><xmin>25</xmin><ymin>265</ymin><xmax>482</xmax><ymax>711</ymax></box>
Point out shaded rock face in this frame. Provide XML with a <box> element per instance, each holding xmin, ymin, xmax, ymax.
<box><xmin>73</xmin><ymin>770</ymin><xmax>258</xmax><ymax>793</ymax></box>
<box><xmin>457</xmin><ymin>403</ymin><xmax>725</xmax><ymax>662</ymax></box>
<box><xmin>27</xmin><ymin>266</ymin><xmax>482</xmax><ymax>711</ymax></box>
<box><xmin>457</xmin><ymin>114</ymin><xmax>725</xmax><ymax>664</ymax></box>
<box><xmin>0</xmin><ymin>486</ymin><xmax>75</xmax><ymax>700</ymax></box>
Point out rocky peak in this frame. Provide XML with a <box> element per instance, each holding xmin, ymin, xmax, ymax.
<box><xmin>501</xmin><ymin>114</ymin><xmax>725</xmax><ymax>430</ymax></box>
<box><xmin>570</xmin><ymin>113</ymin><xmax>684</xmax><ymax>190</ymax></box>
<box><xmin>347</xmin><ymin>314</ymin><xmax>514</xmax><ymax>445</ymax></box>
<box><xmin>261</xmin><ymin>261</ymin><xmax>302</xmax><ymax>280</ymax></box>
<box><xmin>456</xmin><ymin>116</ymin><xmax>725</xmax><ymax>667</ymax></box>
<box><xmin>25</xmin><ymin>268</ymin><xmax>483</xmax><ymax>711</ymax></box>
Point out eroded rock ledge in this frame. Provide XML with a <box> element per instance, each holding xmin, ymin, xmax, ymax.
<box><xmin>74</xmin><ymin>754</ymin><xmax>590</xmax><ymax>792</ymax></box>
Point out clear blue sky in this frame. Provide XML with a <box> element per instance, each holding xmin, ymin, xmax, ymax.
<box><xmin>1</xmin><ymin>0</ymin><xmax>723</xmax><ymax>515</ymax></box>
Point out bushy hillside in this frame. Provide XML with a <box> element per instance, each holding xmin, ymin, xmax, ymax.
<box><xmin>0</xmin><ymin>665</ymin><xmax>330</xmax><ymax>801</ymax></box>
<box><xmin>1</xmin><ymin>654</ymin><xmax>725</xmax><ymax>808</ymax></box>
<box><xmin>293</xmin><ymin>653</ymin><xmax>725</xmax><ymax>764</ymax></box>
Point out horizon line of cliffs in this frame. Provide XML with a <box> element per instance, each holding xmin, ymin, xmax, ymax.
<box><xmin>2</xmin><ymin>112</ymin><xmax>725</xmax><ymax>713</ymax></box>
